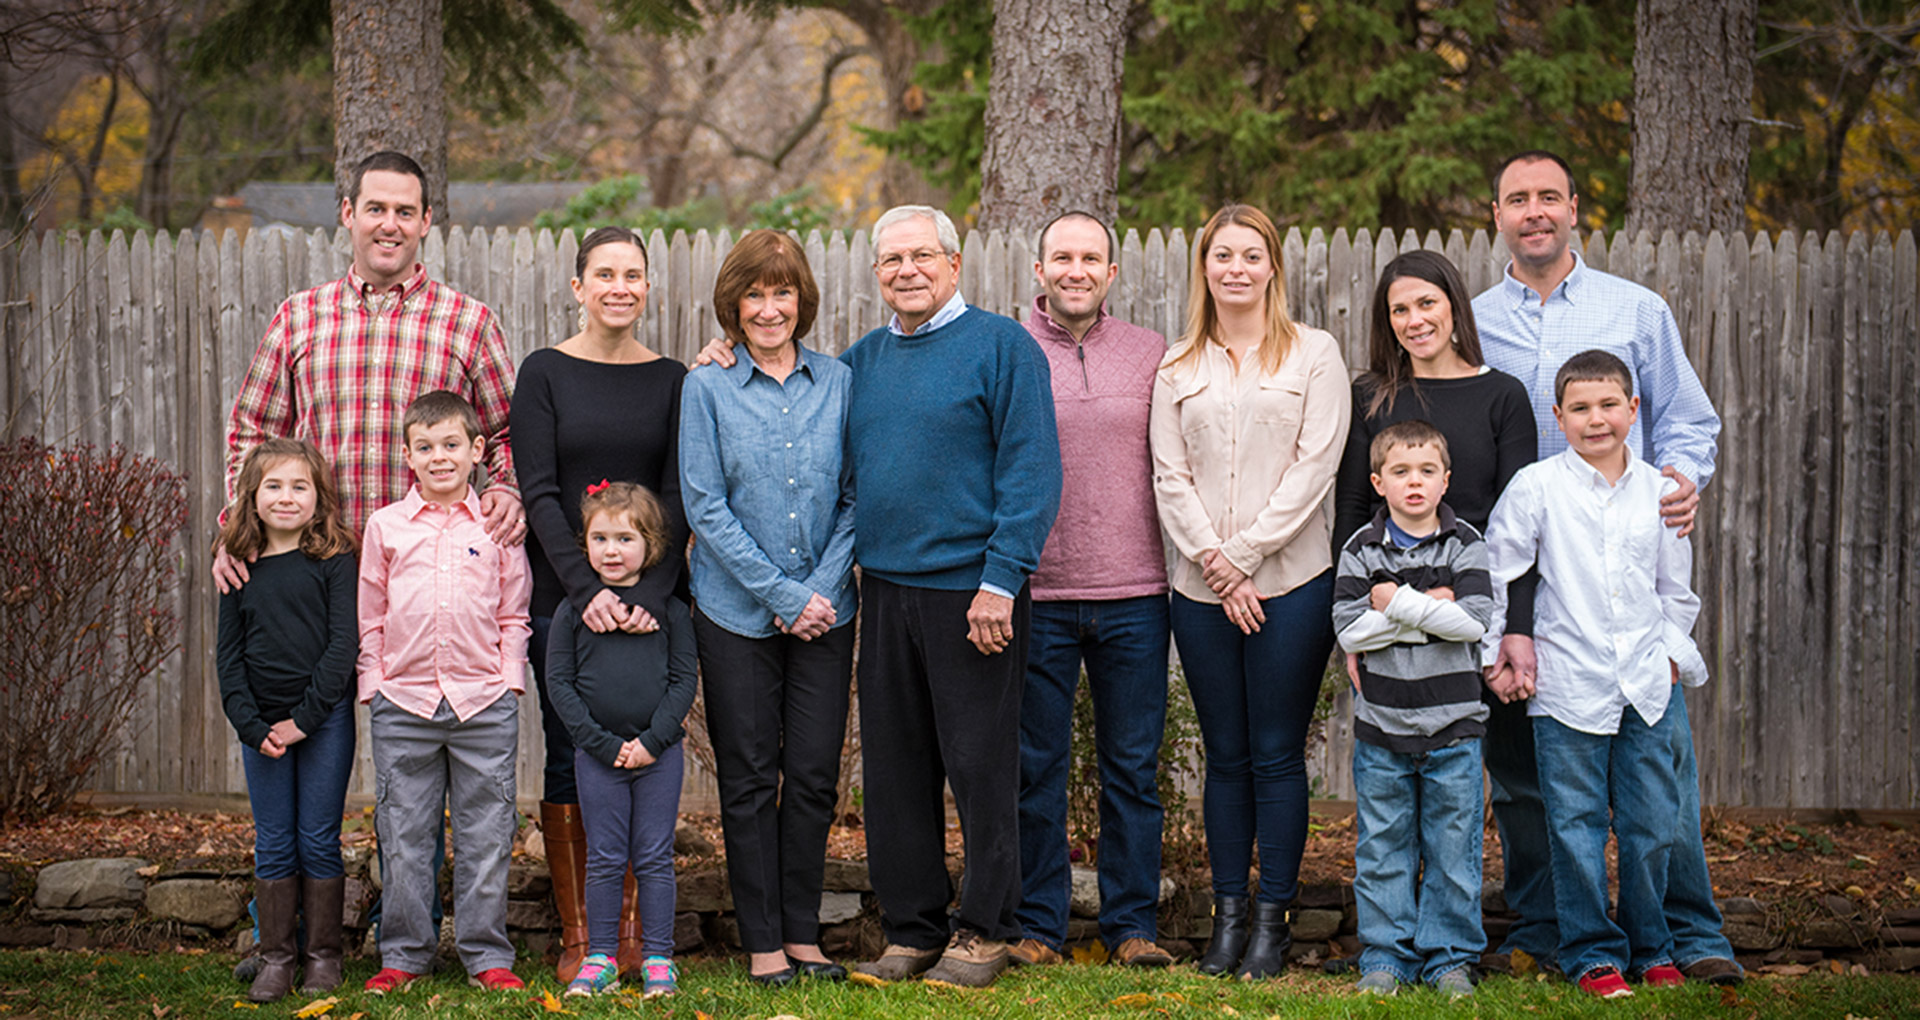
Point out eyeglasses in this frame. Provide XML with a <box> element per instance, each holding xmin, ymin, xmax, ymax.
<box><xmin>874</xmin><ymin>249</ymin><xmax>949</xmax><ymax>274</ymax></box>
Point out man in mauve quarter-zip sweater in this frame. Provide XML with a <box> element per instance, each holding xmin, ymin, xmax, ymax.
<box><xmin>1009</xmin><ymin>213</ymin><xmax>1177</xmax><ymax>971</ymax></box>
<box><xmin>843</xmin><ymin>205</ymin><xmax>1061</xmax><ymax>991</ymax></box>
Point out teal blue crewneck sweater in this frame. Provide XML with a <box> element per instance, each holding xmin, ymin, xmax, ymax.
<box><xmin>841</xmin><ymin>306</ymin><xmax>1062</xmax><ymax>592</ymax></box>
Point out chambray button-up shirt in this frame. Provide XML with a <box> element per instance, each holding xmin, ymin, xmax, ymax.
<box><xmin>1473</xmin><ymin>254</ymin><xmax>1721</xmax><ymax>489</ymax></box>
<box><xmin>679</xmin><ymin>343</ymin><xmax>857</xmax><ymax>638</ymax></box>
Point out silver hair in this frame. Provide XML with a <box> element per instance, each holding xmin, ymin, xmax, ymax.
<box><xmin>871</xmin><ymin>205</ymin><xmax>961</xmax><ymax>254</ymax></box>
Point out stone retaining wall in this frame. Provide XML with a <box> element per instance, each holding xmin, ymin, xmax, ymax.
<box><xmin>4</xmin><ymin>851</ymin><xmax>1917</xmax><ymax>974</ymax></box>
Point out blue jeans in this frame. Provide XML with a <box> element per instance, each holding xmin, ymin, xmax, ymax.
<box><xmin>1532</xmin><ymin>706</ymin><xmax>1680</xmax><ymax>980</ymax></box>
<box><xmin>1353</xmin><ymin>738</ymin><xmax>1486</xmax><ymax>984</ymax></box>
<box><xmin>1664</xmin><ymin>689</ymin><xmax>1740</xmax><ymax>971</ymax></box>
<box><xmin>1016</xmin><ymin>596</ymin><xmax>1170</xmax><ymax>950</ymax></box>
<box><xmin>1170</xmin><ymin>572</ymin><xmax>1334</xmax><ymax>905</ymax></box>
<box><xmin>576</xmin><ymin>744</ymin><xmax>683</xmax><ymax>958</ymax></box>
<box><xmin>241</xmin><ymin>700</ymin><xmax>357</xmax><ymax>880</ymax></box>
<box><xmin>1483</xmin><ymin>693</ymin><xmax>1559</xmax><ymax>961</ymax></box>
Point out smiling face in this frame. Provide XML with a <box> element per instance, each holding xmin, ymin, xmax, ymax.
<box><xmin>403</xmin><ymin>417</ymin><xmax>483</xmax><ymax>505</ymax></box>
<box><xmin>253</xmin><ymin>456</ymin><xmax>318</xmax><ymax>548</ymax></box>
<box><xmin>585</xmin><ymin>509</ymin><xmax>648</xmax><ymax>588</ymax></box>
<box><xmin>1493</xmin><ymin>157</ymin><xmax>1578</xmax><ymax>275</ymax></box>
<box><xmin>1202</xmin><ymin>223</ymin><xmax>1275</xmax><ymax>315</ymax></box>
<box><xmin>872</xmin><ymin>214</ymin><xmax>959</xmax><ymax>332</ymax></box>
<box><xmin>1371</xmin><ymin>442</ymin><xmax>1450</xmax><ymax>532</ymax></box>
<box><xmin>1386</xmin><ymin>275</ymin><xmax>1467</xmax><ymax>374</ymax></box>
<box><xmin>1554</xmin><ymin>377</ymin><xmax>1640</xmax><ymax>471</ymax></box>
<box><xmin>1035</xmin><ymin>216</ymin><xmax>1116</xmax><ymax>328</ymax></box>
<box><xmin>570</xmin><ymin>240</ymin><xmax>649</xmax><ymax>334</ymax></box>
<box><xmin>342</xmin><ymin>169</ymin><xmax>431</xmax><ymax>291</ymax></box>
<box><xmin>739</xmin><ymin>278</ymin><xmax>801</xmax><ymax>359</ymax></box>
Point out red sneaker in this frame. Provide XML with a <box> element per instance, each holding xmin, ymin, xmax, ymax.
<box><xmin>1640</xmin><ymin>963</ymin><xmax>1685</xmax><ymax>988</ymax></box>
<box><xmin>364</xmin><ymin>967</ymin><xmax>421</xmax><ymax>995</ymax></box>
<box><xmin>468</xmin><ymin>967</ymin><xmax>525</xmax><ymax>991</ymax></box>
<box><xmin>1577</xmin><ymin>966</ymin><xmax>1635</xmax><ymax>999</ymax></box>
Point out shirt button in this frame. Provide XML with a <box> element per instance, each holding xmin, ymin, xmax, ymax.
<box><xmin>789</xmin><ymin>512</ymin><xmax>797</xmax><ymax>519</ymax></box>
<box><xmin>790</xmin><ymin>547</ymin><xmax>798</xmax><ymax>554</ymax></box>
<box><xmin>786</xmin><ymin>442</ymin><xmax>793</xmax><ymax>448</ymax></box>
<box><xmin>782</xmin><ymin>407</ymin><xmax>790</xmax><ymax>414</ymax></box>
<box><xmin>788</xmin><ymin>478</ymin><xmax>795</xmax><ymax>485</ymax></box>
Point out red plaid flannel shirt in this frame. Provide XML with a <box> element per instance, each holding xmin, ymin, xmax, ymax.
<box><xmin>226</xmin><ymin>265</ymin><xmax>518</xmax><ymax>535</ymax></box>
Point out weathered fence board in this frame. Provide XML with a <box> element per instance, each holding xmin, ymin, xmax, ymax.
<box><xmin>3</xmin><ymin>226</ymin><xmax>1916</xmax><ymax>810</ymax></box>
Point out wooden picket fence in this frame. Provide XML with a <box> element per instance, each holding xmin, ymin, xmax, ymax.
<box><xmin>0</xmin><ymin>224</ymin><xmax>1914</xmax><ymax>811</ymax></box>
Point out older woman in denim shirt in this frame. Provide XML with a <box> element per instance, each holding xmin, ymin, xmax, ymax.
<box><xmin>679</xmin><ymin>230</ymin><xmax>856</xmax><ymax>987</ymax></box>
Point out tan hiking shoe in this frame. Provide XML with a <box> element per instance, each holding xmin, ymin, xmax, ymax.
<box><xmin>848</xmin><ymin>943</ymin><xmax>942</xmax><ymax>987</ymax></box>
<box><xmin>1008</xmin><ymin>938</ymin><xmax>1064</xmax><ymax>967</ymax></box>
<box><xmin>1111</xmin><ymin>937</ymin><xmax>1174</xmax><ymax>967</ymax></box>
<box><xmin>922</xmin><ymin>929</ymin><xmax>1010</xmax><ymax>988</ymax></box>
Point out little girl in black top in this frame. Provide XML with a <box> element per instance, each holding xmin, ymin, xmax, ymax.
<box><xmin>546</xmin><ymin>481</ymin><xmax>698</xmax><ymax>999</ymax></box>
<box><xmin>216</xmin><ymin>438</ymin><xmax>360</xmax><ymax>1003</ymax></box>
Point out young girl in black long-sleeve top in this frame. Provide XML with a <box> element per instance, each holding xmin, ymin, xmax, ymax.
<box><xmin>216</xmin><ymin>438</ymin><xmax>359</xmax><ymax>1003</ymax></box>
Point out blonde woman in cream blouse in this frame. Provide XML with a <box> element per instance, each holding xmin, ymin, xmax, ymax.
<box><xmin>1149</xmin><ymin>204</ymin><xmax>1350</xmax><ymax>981</ymax></box>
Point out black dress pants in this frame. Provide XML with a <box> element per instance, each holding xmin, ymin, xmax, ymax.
<box><xmin>858</xmin><ymin>576</ymin><xmax>1027</xmax><ymax>949</ymax></box>
<box><xmin>695</xmin><ymin>609</ymin><xmax>855</xmax><ymax>953</ymax></box>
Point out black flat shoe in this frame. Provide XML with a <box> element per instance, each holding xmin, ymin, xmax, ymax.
<box><xmin>750</xmin><ymin>965</ymin><xmax>797</xmax><ymax>987</ymax></box>
<box><xmin>787</xmin><ymin>956</ymin><xmax>847</xmax><ymax>981</ymax></box>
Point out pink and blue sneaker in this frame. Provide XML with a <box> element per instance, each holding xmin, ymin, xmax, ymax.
<box><xmin>641</xmin><ymin>955</ymin><xmax>678</xmax><ymax>998</ymax></box>
<box><xmin>565</xmin><ymin>953</ymin><xmax>618</xmax><ymax>998</ymax></box>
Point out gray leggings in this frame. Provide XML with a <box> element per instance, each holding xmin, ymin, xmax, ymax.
<box><xmin>574</xmin><ymin>743</ymin><xmax>683</xmax><ymax>957</ymax></box>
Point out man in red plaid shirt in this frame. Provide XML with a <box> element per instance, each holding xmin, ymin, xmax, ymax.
<box><xmin>216</xmin><ymin>151</ymin><xmax>526</xmax><ymax>591</ymax></box>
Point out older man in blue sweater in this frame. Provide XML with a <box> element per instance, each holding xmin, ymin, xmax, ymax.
<box><xmin>843</xmin><ymin>206</ymin><xmax>1062</xmax><ymax>990</ymax></box>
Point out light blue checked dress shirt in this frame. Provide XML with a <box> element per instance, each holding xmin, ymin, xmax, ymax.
<box><xmin>1473</xmin><ymin>254</ymin><xmax>1721</xmax><ymax>489</ymax></box>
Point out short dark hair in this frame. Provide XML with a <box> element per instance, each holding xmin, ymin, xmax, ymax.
<box><xmin>1370</xmin><ymin>419</ymin><xmax>1451</xmax><ymax>473</ymax></box>
<box><xmin>712</xmin><ymin>229</ymin><xmax>820</xmax><ymax>348</ymax></box>
<box><xmin>1036</xmin><ymin>210</ymin><xmax>1115</xmax><ymax>264</ymax></box>
<box><xmin>347</xmin><ymin>151</ymin><xmax>431</xmax><ymax>211</ymax></box>
<box><xmin>1553</xmin><ymin>349</ymin><xmax>1633</xmax><ymax>405</ymax></box>
<box><xmin>402</xmin><ymin>389</ymin><xmax>482</xmax><ymax>442</ymax></box>
<box><xmin>575</xmin><ymin>225</ymin><xmax>649</xmax><ymax>279</ymax></box>
<box><xmin>1491</xmin><ymin>150</ymin><xmax>1577</xmax><ymax>203</ymax></box>
<box><xmin>578</xmin><ymin>481</ymin><xmax>671</xmax><ymax>569</ymax></box>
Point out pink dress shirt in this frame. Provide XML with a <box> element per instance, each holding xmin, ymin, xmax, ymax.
<box><xmin>357</xmin><ymin>485</ymin><xmax>531</xmax><ymax>720</ymax></box>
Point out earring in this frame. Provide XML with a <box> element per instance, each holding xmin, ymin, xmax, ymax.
<box><xmin>577</xmin><ymin>306</ymin><xmax>587</xmax><ymax>331</ymax></box>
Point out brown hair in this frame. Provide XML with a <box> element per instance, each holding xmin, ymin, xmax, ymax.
<box><xmin>578</xmin><ymin>481</ymin><xmax>670</xmax><ymax>570</ymax></box>
<box><xmin>402</xmin><ymin>389</ymin><xmax>481</xmax><ymax>443</ymax></box>
<box><xmin>346</xmin><ymin>150</ymin><xmax>430</xmax><ymax>211</ymax></box>
<box><xmin>1554</xmin><ymin>349</ymin><xmax>1633</xmax><ymax>405</ymax></box>
<box><xmin>1369</xmin><ymin>419</ymin><xmax>1451</xmax><ymax>474</ymax></box>
<box><xmin>1362</xmin><ymin>250</ymin><xmax>1485</xmax><ymax>417</ymax></box>
<box><xmin>712</xmin><ymin>230</ymin><xmax>820</xmax><ymax>349</ymax></box>
<box><xmin>219</xmin><ymin>438</ymin><xmax>358</xmax><ymax>561</ymax></box>
<box><xmin>575</xmin><ymin>226</ymin><xmax>648</xmax><ymax>278</ymax></box>
<box><xmin>1165</xmin><ymin>204</ymin><xmax>1299</xmax><ymax>377</ymax></box>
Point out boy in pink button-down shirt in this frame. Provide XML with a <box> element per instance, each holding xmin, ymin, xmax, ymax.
<box><xmin>358</xmin><ymin>390</ymin><xmax>531</xmax><ymax>994</ymax></box>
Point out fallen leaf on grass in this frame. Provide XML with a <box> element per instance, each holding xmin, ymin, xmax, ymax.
<box><xmin>292</xmin><ymin>997</ymin><xmax>337</xmax><ymax>1018</ymax></box>
<box><xmin>151</xmin><ymin>1006</ymin><xmax>170</xmax><ymax>1019</ymax></box>
<box><xmin>229</xmin><ymin>1004</ymin><xmax>259</xmax><ymax>1011</ymax></box>
<box><xmin>1073</xmin><ymin>942</ymin><xmax>1110</xmax><ymax>965</ymax></box>
<box><xmin>533</xmin><ymin>990</ymin><xmax>571</xmax><ymax>1014</ymax></box>
<box><xmin>1510</xmin><ymin>948</ymin><xmax>1539</xmax><ymax>976</ymax></box>
<box><xmin>427</xmin><ymin>994</ymin><xmax>442</xmax><ymax>1007</ymax></box>
<box><xmin>696</xmin><ymin>1012</ymin><xmax>715</xmax><ymax>1020</ymax></box>
<box><xmin>1720</xmin><ymin>987</ymin><xmax>1752</xmax><ymax>1008</ymax></box>
<box><xmin>1760</xmin><ymin>964</ymin><xmax>1811</xmax><ymax>976</ymax></box>
<box><xmin>1109</xmin><ymin>994</ymin><xmax>1156</xmax><ymax>1007</ymax></box>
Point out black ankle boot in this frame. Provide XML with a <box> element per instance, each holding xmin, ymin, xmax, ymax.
<box><xmin>1195</xmin><ymin>895</ymin><xmax>1249</xmax><ymax>976</ymax></box>
<box><xmin>1233</xmin><ymin>901</ymin><xmax>1293</xmax><ymax>979</ymax></box>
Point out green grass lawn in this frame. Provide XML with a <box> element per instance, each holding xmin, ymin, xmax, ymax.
<box><xmin>1</xmin><ymin>950</ymin><xmax>1915</xmax><ymax>1019</ymax></box>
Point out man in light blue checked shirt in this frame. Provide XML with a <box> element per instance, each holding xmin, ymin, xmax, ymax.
<box><xmin>1471</xmin><ymin>150</ymin><xmax>1741</xmax><ymax>987</ymax></box>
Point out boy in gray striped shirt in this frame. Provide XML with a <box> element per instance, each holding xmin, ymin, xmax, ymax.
<box><xmin>1332</xmin><ymin>420</ymin><xmax>1494</xmax><ymax>997</ymax></box>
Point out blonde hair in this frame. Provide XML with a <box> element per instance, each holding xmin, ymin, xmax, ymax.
<box><xmin>219</xmin><ymin>438</ymin><xmax>358</xmax><ymax>561</ymax></box>
<box><xmin>1165</xmin><ymin>204</ymin><xmax>1299</xmax><ymax>376</ymax></box>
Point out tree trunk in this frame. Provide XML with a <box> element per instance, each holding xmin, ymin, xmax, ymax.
<box><xmin>975</xmin><ymin>0</ymin><xmax>1127</xmax><ymax>232</ymax></box>
<box><xmin>331</xmin><ymin>0</ymin><xmax>447</xmax><ymax>218</ymax></box>
<box><xmin>1626</xmin><ymin>0</ymin><xmax>1755</xmax><ymax>235</ymax></box>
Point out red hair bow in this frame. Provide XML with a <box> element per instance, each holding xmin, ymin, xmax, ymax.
<box><xmin>586</xmin><ymin>478</ymin><xmax>611</xmax><ymax>496</ymax></box>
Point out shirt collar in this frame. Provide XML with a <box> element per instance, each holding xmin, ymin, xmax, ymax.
<box><xmin>1361</xmin><ymin>503</ymin><xmax>1461</xmax><ymax>548</ymax></box>
<box><xmin>725</xmin><ymin>343</ymin><xmax>821</xmax><ymax>387</ymax></box>
<box><xmin>888</xmin><ymin>289</ymin><xmax>969</xmax><ymax>337</ymax></box>
<box><xmin>1555</xmin><ymin>444</ymin><xmax>1648</xmax><ymax>488</ymax></box>
<box><xmin>1028</xmin><ymin>294</ymin><xmax>1108</xmax><ymax>345</ymax></box>
<box><xmin>1500</xmin><ymin>249</ymin><xmax>1589</xmax><ymax>307</ymax></box>
<box><xmin>346</xmin><ymin>263</ymin><xmax>429</xmax><ymax>305</ymax></box>
<box><xmin>400</xmin><ymin>483</ymin><xmax>483</xmax><ymax>521</ymax></box>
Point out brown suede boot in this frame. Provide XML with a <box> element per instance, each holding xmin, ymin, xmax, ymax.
<box><xmin>299</xmin><ymin>876</ymin><xmax>345</xmax><ymax>993</ymax></box>
<box><xmin>616</xmin><ymin>868</ymin><xmax>643</xmax><ymax>977</ymax></box>
<box><xmin>247</xmin><ymin>877</ymin><xmax>300</xmax><ymax>1003</ymax></box>
<box><xmin>541</xmin><ymin>802</ymin><xmax>590</xmax><ymax>984</ymax></box>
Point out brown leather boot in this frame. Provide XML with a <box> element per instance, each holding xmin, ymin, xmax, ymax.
<box><xmin>299</xmin><ymin>875</ymin><xmax>345</xmax><ymax>993</ymax></box>
<box><xmin>247</xmin><ymin>876</ymin><xmax>300</xmax><ymax>1003</ymax></box>
<box><xmin>540</xmin><ymin>802</ymin><xmax>590</xmax><ymax>984</ymax></box>
<box><xmin>616</xmin><ymin>868</ymin><xmax>643</xmax><ymax>976</ymax></box>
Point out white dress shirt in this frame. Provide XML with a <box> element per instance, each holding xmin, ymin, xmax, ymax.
<box><xmin>1482</xmin><ymin>448</ymin><xmax>1708</xmax><ymax>735</ymax></box>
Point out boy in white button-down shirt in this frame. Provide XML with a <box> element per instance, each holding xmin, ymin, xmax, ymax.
<box><xmin>1481</xmin><ymin>350</ymin><xmax>1709</xmax><ymax>1000</ymax></box>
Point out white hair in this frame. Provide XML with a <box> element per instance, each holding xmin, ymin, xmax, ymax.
<box><xmin>871</xmin><ymin>205</ymin><xmax>960</xmax><ymax>254</ymax></box>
